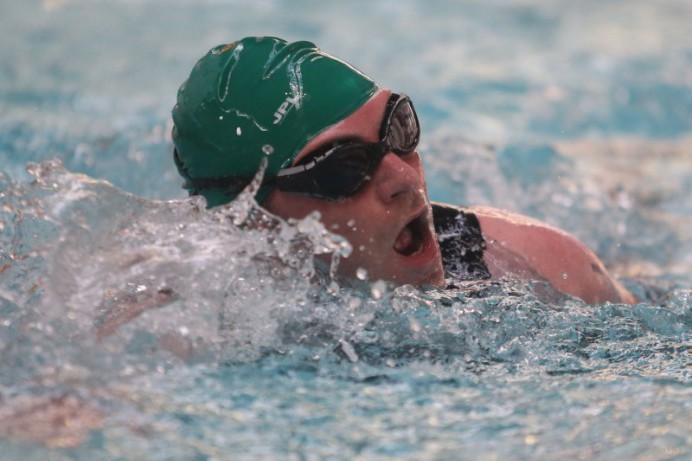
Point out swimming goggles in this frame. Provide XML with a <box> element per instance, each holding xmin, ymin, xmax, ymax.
<box><xmin>264</xmin><ymin>92</ymin><xmax>420</xmax><ymax>200</ymax></box>
<box><xmin>180</xmin><ymin>92</ymin><xmax>420</xmax><ymax>200</ymax></box>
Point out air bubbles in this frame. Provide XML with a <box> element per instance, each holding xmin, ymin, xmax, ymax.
<box><xmin>236</xmin><ymin>126</ymin><xmax>242</xmax><ymax>136</ymax></box>
<box><xmin>562</xmin><ymin>272</ymin><xmax>569</xmax><ymax>280</ymax></box>
<box><xmin>262</xmin><ymin>144</ymin><xmax>274</xmax><ymax>155</ymax></box>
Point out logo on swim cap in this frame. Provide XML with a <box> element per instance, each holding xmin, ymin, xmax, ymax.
<box><xmin>273</xmin><ymin>94</ymin><xmax>300</xmax><ymax>125</ymax></box>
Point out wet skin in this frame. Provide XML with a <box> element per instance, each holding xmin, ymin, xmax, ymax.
<box><xmin>264</xmin><ymin>89</ymin><xmax>446</xmax><ymax>287</ymax></box>
<box><xmin>469</xmin><ymin>206</ymin><xmax>638</xmax><ymax>305</ymax></box>
<box><xmin>264</xmin><ymin>89</ymin><xmax>638</xmax><ymax>304</ymax></box>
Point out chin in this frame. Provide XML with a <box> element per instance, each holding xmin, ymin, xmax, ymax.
<box><xmin>404</xmin><ymin>268</ymin><xmax>445</xmax><ymax>288</ymax></box>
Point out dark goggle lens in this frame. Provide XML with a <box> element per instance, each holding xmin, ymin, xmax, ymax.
<box><xmin>309</xmin><ymin>146</ymin><xmax>372</xmax><ymax>197</ymax></box>
<box><xmin>273</xmin><ymin>94</ymin><xmax>419</xmax><ymax>199</ymax></box>
<box><xmin>385</xmin><ymin>98</ymin><xmax>419</xmax><ymax>153</ymax></box>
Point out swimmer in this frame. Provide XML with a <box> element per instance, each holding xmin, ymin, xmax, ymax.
<box><xmin>172</xmin><ymin>36</ymin><xmax>637</xmax><ymax>305</ymax></box>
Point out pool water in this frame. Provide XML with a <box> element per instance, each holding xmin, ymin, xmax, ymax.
<box><xmin>1</xmin><ymin>0</ymin><xmax>690</xmax><ymax>460</ymax></box>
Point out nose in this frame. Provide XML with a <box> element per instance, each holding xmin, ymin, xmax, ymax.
<box><xmin>373</xmin><ymin>152</ymin><xmax>421</xmax><ymax>203</ymax></box>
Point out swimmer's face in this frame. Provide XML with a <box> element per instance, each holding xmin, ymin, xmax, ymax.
<box><xmin>264</xmin><ymin>89</ymin><xmax>445</xmax><ymax>287</ymax></box>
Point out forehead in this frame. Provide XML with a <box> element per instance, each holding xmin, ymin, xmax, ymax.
<box><xmin>292</xmin><ymin>89</ymin><xmax>393</xmax><ymax>164</ymax></box>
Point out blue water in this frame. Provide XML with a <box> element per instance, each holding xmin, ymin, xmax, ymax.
<box><xmin>1</xmin><ymin>0</ymin><xmax>690</xmax><ymax>460</ymax></box>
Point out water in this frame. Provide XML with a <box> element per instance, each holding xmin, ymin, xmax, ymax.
<box><xmin>1</xmin><ymin>0</ymin><xmax>690</xmax><ymax>459</ymax></box>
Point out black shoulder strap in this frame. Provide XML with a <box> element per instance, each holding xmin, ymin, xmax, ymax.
<box><xmin>432</xmin><ymin>202</ymin><xmax>491</xmax><ymax>281</ymax></box>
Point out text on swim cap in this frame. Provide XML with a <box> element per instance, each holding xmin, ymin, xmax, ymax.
<box><xmin>273</xmin><ymin>95</ymin><xmax>300</xmax><ymax>125</ymax></box>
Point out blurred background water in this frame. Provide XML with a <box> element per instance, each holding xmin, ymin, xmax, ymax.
<box><xmin>0</xmin><ymin>0</ymin><xmax>690</xmax><ymax>459</ymax></box>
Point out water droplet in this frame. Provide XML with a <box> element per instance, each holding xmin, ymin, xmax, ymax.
<box><xmin>262</xmin><ymin>144</ymin><xmax>274</xmax><ymax>155</ymax></box>
<box><xmin>356</xmin><ymin>267</ymin><xmax>368</xmax><ymax>280</ymax></box>
<box><xmin>328</xmin><ymin>281</ymin><xmax>340</xmax><ymax>296</ymax></box>
<box><xmin>236</xmin><ymin>126</ymin><xmax>242</xmax><ymax>136</ymax></box>
<box><xmin>347</xmin><ymin>219</ymin><xmax>356</xmax><ymax>228</ymax></box>
<box><xmin>562</xmin><ymin>272</ymin><xmax>569</xmax><ymax>280</ymax></box>
<box><xmin>218</xmin><ymin>115</ymin><xmax>223</xmax><ymax>120</ymax></box>
<box><xmin>371</xmin><ymin>280</ymin><xmax>387</xmax><ymax>299</ymax></box>
<box><xmin>339</xmin><ymin>340</ymin><xmax>359</xmax><ymax>362</ymax></box>
<box><xmin>348</xmin><ymin>298</ymin><xmax>362</xmax><ymax>309</ymax></box>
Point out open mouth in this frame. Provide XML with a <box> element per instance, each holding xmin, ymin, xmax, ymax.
<box><xmin>393</xmin><ymin>211</ymin><xmax>431</xmax><ymax>256</ymax></box>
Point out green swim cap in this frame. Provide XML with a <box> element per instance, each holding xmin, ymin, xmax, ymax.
<box><xmin>172</xmin><ymin>36</ymin><xmax>379</xmax><ymax>207</ymax></box>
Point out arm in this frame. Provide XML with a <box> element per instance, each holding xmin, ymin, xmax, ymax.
<box><xmin>470</xmin><ymin>206</ymin><xmax>638</xmax><ymax>305</ymax></box>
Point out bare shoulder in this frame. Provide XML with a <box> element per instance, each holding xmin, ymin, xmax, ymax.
<box><xmin>468</xmin><ymin>205</ymin><xmax>638</xmax><ymax>305</ymax></box>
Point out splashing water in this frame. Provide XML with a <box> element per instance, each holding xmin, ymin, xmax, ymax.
<box><xmin>0</xmin><ymin>159</ymin><xmax>689</xmax><ymax>460</ymax></box>
<box><xmin>2</xmin><ymin>158</ymin><xmax>358</xmax><ymax>364</ymax></box>
<box><xmin>0</xmin><ymin>0</ymin><xmax>690</xmax><ymax>459</ymax></box>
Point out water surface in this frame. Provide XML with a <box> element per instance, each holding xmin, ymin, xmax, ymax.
<box><xmin>0</xmin><ymin>0</ymin><xmax>690</xmax><ymax>459</ymax></box>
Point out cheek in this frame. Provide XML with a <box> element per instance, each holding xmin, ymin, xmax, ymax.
<box><xmin>317</xmin><ymin>206</ymin><xmax>378</xmax><ymax>251</ymax></box>
<box><xmin>318</xmin><ymin>207</ymin><xmax>358</xmax><ymax>233</ymax></box>
<box><xmin>265</xmin><ymin>192</ymin><xmax>381</xmax><ymax>249</ymax></box>
<box><xmin>264</xmin><ymin>191</ymin><xmax>322</xmax><ymax>221</ymax></box>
